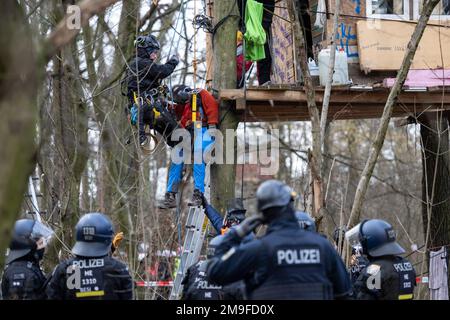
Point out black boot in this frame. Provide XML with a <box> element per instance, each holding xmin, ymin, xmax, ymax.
<box><xmin>188</xmin><ymin>189</ymin><xmax>203</xmax><ymax>207</ymax></box>
<box><xmin>158</xmin><ymin>192</ymin><xmax>177</xmax><ymax>209</ymax></box>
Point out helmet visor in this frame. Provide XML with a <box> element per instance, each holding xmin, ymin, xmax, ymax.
<box><xmin>345</xmin><ymin>223</ymin><xmax>362</xmax><ymax>247</ymax></box>
<box><xmin>31</xmin><ymin>221</ymin><xmax>54</xmax><ymax>249</ymax></box>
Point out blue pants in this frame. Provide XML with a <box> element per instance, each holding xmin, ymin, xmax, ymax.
<box><xmin>167</xmin><ymin>126</ymin><xmax>213</xmax><ymax>193</ymax></box>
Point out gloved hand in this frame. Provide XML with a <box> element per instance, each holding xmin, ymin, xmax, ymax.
<box><xmin>169</xmin><ymin>54</ymin><xmax>179</xmax><ymax>65</ymax></box>
<box><xmin>111</xmin><ymin>232</ymin><xmax>124</xmax><ymax>253</ymax></box>
<box><xmin>130</xmin><ymin>105</ymin><xmax>138</xmax><ymax>126</ymax></box>
<box><xmin>233</xmin><ymin>215</ymin><xmax>263</xmax><ymax>239</ymax></box>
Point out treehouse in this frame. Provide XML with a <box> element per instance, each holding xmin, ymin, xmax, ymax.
<box><xmin>213</xmin><ymin>0</ymin><xmax>450</xmax><ymax>122</ymax></box>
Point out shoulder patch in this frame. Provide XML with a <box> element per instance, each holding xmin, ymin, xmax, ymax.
<box><xmin>366</xmin><ymin>264</ymin><xmax>381</xmax><ymax>275</ymax></box>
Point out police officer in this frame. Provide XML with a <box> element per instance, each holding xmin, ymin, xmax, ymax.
<box><xmin>332</xmin><ymin>226</ymin><xmax>368</xmax><ymax>284</ymax></box>
<box><xmin>181</xmin><ymin>235</ymin><xmax>245</xmax><ymax>300</ymax></box>
<box><xmin>1</xmin><ymin>219</ymin><xmax>54</xmax><ymax>300</ymax></box>
<box><xmin>201</xmin><ymin>196</ymin><xmax>248</xmax><ymax>236</ymax></box>
<box><xmin>352</xmin><ymin>219</ymin><xmax>416</xmax><ymax>300</ymax></box>
<box><xmin>295</xmin><ymin>211</ymin><xmax>316</xmax><ymax>232</ymax></box>
<box><xmin>348</xmin><ymin>245</ymin><xmax>369</xmax><ymax>284</ymax></box>
<box><xmin>46</xmin><ymin>213</ymin><xmax>133</xmax><ymax>300</ymax></box>
<box><xmin>207</xmin><ymin>180</ymin><xmax>352</xmax><ymax>300</ymax></box>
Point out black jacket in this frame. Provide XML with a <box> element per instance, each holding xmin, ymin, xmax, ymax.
<box><xmin>126</xmin><ymin>51</ymin><xmax>178</xmax><ymax>96</ymax></box>
<box><xmin>207</xmin><ymin>212</ymin><xmax>352</xmax><ymax>300</ymax></box>
<box><xmin>1</xmin><ymin>259</ymin><xmax>47</xmax><ymax>300</ymax></box>
<box><xmin>354</xmin><ymin>255</ymin><xmax>416</xmax><ymax>300</ymax></box>
<box><xmin>46</xmin><ymin>255</ymin><xmax>133</xmax><ymax>300</ymax></box>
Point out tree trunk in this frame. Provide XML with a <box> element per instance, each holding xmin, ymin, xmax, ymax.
<box><xmin>288</xmin><ymin>0</ymin><xmax>325</xmax><ymax>228</ymax></box>
<box><xmin>348</xmin><ymin>0</ymin><xmax>441</xmax><ymax>227</ymax></box>
<box><xmin>211</xmin><ymin>0</ymin><xmax>239</xmax><ymax>213</ymax></box>
<box><xmin>0</xmin><ymin>0</ymin><xmax>38</xmax><ymax>269</ymax></box>
<box><xmin>420</xmin><ymin>111</ymin><xmax>450</xmax><ymax>289</ymax></box>
<box><xmin>42</xmin><ymin>0</ymin><xmax>89</xmax><ymax>262</ymax></box>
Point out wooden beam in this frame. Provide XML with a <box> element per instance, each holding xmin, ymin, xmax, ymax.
<box><xmin>221</xmin><ymin>88</ymin><xmax>450</xmax><ymax>109</ymax></box>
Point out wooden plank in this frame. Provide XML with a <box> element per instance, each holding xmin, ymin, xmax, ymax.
<box><xmin>220</xmin><ymin>88</ymin><xmax>450</xmax><ymax>109</ymax></box>
<box><xmin>357</xmin><ymin>19</ymin><xmax>450</xmax><ymax>72</ymax></box>
<box><xmin>238</xmin><ymin>105</ymin><xmax>450</xmax><ymax>122</ymax></box>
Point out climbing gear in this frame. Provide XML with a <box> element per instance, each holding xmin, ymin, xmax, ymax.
<box><xmin>135</xmin><ymin>34</ymin><xmax>161</xmax><ymax>54</ymax></box>
<box><xmin>130</xmin><ymin>105</ymin><xmax>138</xmax><ymax>125</ymax></box>
<box><xmin>172</xmin><ymin>85</ymin><xmax>192</xmax><ymax>104</ymax></box>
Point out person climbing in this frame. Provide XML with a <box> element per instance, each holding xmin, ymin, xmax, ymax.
<box><xmin>350</xmin><ymin>219</ymin><xmax>416</xmax><ymax>300</ymax></box>
<box><xmin>46</xmin><ymin>213</ymin><xmax>133</xmax><ymax>300</ymax></box>
<box><xmin>237</xmin><ymin>0</ymin><xmax>275</xmax><ymax>86</ymax></box>
<box><xmin>206</xmin><ymin>180</ymin><xmax>353</xmax><ymax>300</ymax></box>
<box><xmin>124</xmin><ymin>34</ymin><xmax>179</xmax><ymax>148</ymax></box>
<box><xmin>1</xmin><ymin>219</ymin><xmax>54</xmax><ymax>300</ymax></box>
<box><xmin>158</xmin><ymin>85</ymin><xmax>218</xmax><ymax>209</ymax></box>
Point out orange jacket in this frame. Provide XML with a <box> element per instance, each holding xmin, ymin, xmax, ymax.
<box><xmin>180</xmin><ymin>89</ymin><xmax>219</xmax><ymax>128</ymax></box>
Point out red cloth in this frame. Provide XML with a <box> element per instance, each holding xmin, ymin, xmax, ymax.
<box><xmin>236</xmin><ymin>44</ymin><xmax>252</xmax><ymax>82</ymax></box>
<box><xmin>180</xmin><ymin>89</ymin><xmax>219</xmax><ymax>128</ymax></box>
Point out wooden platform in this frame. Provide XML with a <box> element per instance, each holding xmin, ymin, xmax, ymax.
<box><xmin>220</xmin><ymin>87</ymin><xmax>450</xmax><ymax>122</ymax></box>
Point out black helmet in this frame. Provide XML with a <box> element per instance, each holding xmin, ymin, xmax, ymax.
<box><xmin>6</xmin><ymin>219</ymin><xmax>54</xmax><ymax>264</ymax></box>
<box><xmin>225</xmin><ymin>198</ymin><xmax>246</xmax><ymax>226</ymax></box>
<box><xmin>72</xmin><ymin>213</ymin><xmax>114</xmax><ymax>257</ymax></box>
<box><xmin>172</xmin><ymin>84</ymin><xmax>191</xmax><ymax>104</ymax></box>
<box><xmin>135</xmin><ymin>34</ymin><xmax>160</xmax><ymax>54</ymax></box>
<box><xmin>359</xmin><ymin>219</ymin><xmax>405</xmax><ymax>257</ymax></box>
<box><xmin>256</xmin><ymin>180</ymin><xmax>294</xmax><ymax>212</ymax></box>
<box><xmin>206</xmin><ymin>235</ymin><xmax>225</xmax><ymax>259</ymax></box>
<box><xmin>295</xmin><ymin>211</ymin><xmax>316</xmax><ymax>232</ymax></box>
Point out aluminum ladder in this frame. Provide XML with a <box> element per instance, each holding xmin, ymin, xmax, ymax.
<box><xmin>169</xmin><ymin>163</ymin><xmax>210</xmax><ymax>300</ymax></box>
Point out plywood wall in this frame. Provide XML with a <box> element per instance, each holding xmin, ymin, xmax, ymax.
<box><xmin>270</xmin><ymin>0</ymin><xmax>297</xmax><ymax>84</ymax></box>
<box><xmin>326</xmin><ymin>0</ymin><xmax>366</xmax><ymax>63</ymax></box>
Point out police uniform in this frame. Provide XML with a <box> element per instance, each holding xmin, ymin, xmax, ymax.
<box><xmin>354</xmin><ymin>256</ymin><xmax>416</xmax><ymax>300</ymax></box>
<box><xmin>181</xmin><ymin>260</ymin><xmax>223</xmax><ymax>300</ymax></box>
<box><xmin>46</xmin><ymin>213</ymin><xmax>133</xmax><ymax>300</ymax></box>
<box><xmin>350</xmin><ymin>255</ymin><xmax>369</xmax><ymax>284</ymax></box>
<box><xmin>207</xmin><ymin>217</ymin><xmax>352</xmax><ymax>300</ymax></box>
<box><xmin>1</xmin><ymin>259</ymin><xmax>47</xmax><ymax>300</ymax></box>
<box><xmin>46</xmin><ymin>255</ymin><xmax>133</xmax><ymax>300</ymax></box>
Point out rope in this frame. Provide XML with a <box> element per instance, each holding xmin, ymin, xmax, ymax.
<box><xmin>240</xmin><ymin>0</ymin><xmax>247</xmax><ymax>200</ymax></box>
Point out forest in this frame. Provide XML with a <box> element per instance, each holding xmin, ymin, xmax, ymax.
<box><xmin>0</xmin><ymin>0</ymin><xmax>449</xmax><ymax>301</ymax></box>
